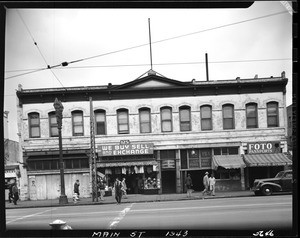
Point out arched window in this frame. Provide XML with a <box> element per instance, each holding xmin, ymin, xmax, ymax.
<box><xmin>161</xmin><ymin>107</ymin><xmax>173</xmax><ymax>132</ymax></box>
<box><xmin>200</xmin><ymin>105</ymin><xmax>212</xmax><ymax>130</ymax></box>
<box><xmin>48</xmin><ymin>111</ymin><xmax>58</xmax><ymax>137</ymax></box>
<box><xmin>222</xmin><ymin>104</ymin><xmax>235</xmax><ymax>129</ymax></box>
<box><xmin>246</xmin><ymin>103</ymin><xmax>258</xmax><ymax>128</ymax></box>
<box><xmin>139</xmin><ymin>108</ymin><xmax>151</xmax><ymax>133</ymax></box>
<box><xmin>28</xmin><ymin>112</ymin><xmax>40</xmax><ymax>138</ymax></box>
<box><xmin>179</xmin><ymin>106</ymin><xmax>191</xmax><ymax>131</ymax></box>
<box><xmin>72</xmin><ymin>110</ymin><xmax>84</xmax><ymax>136</ymax></box>
<box><xmin>267</xmin><ymin>102</ymin><xmax>279</xmax><ymax>127</ymax></box>
<box><xmin>117</xmin><ymin>109</ymin><xmax>129</xmax><ymax>134</ymax></box>
<box><xmin>94</xmin><ymin>109</ymin><xmax>106</xmax><ymax>135</ymax></box>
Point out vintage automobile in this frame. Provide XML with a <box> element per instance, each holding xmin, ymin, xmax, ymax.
<box><xmin>252</xmin><ymin>170</ymin><xmax>293</xmax><ymax>196</ymax></box>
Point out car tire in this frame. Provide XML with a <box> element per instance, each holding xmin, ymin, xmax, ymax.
<box><xmin>262</xmin><ymin>186</ymin><xmax>273</xmax><ymax>196</ymax></box>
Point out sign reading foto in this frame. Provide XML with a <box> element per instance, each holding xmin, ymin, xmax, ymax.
<box><xmin>248</xmin><ymin>141</ymin><xmax>280</xmax><ymax>154</ymax></box>
<box><xmin>98</xmin><ymin>143</ymin><xmax>154</xmax><ymax>156</ymax></box>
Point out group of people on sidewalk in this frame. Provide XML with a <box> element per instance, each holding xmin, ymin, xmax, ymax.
<box><xmin>185</xmin><ymin>172</ymin><xmax>216</xmax><ymax>198</ymax></box>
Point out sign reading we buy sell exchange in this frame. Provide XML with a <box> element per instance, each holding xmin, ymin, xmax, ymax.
<box><xmin>98</xmin><ymin>142</ymin><xmax>154</xmax><ymax>156</ymax></box>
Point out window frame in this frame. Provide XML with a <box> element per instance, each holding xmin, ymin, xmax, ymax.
<box><xmin>48</xmin><ymin>111</ymin><xmax>58</xmax><ymax>137</ymax></box>
<box><xmin>267</xmin><ymin>101</ymin><xmax>279</xmax><ymax>127</ymax></box>
<box><xmin>139</xmin><ymin>107</ymin><xmax>151</xmax><ymax>133</ymax></box>
<box><xmin>222</xmin><ymin>104</ymin><xmax>235</xmax><ymax>130</ymax></box>
<box><xmin>72</xmin><ymin>110</ymin><xmax>84</xmax><ymax>136</ymax></box>
<box><xmin>28</xmin><ymin>112</ymin><xmax>41</xmax><ymax>138</ymax></box>
<box><xmin>160</xmin><ymin>107</ymin><xmax>173</xmax><ymax>132</ymax></box>
<box><xmin>94</xmin><ymin>109</ymin><xmax>106</xmax><ymax>135</ymax></box>
<box><xmin>179</xmin><ymin>106</ymin><xmax>191</xmax><ymax>131</ymax></box>
<box><xmin>117</xmin><ymin>109</ymin><xmax>129</xmax><ymax>134</ymax></box>
<box><xmin>200</xmin><ymin>105</ymin><xmax>212</xmax><ymax>131</ymax></box>
<box><xmin>246</xmin><ymin>103</ymin><xmax>258</xmax><ymax>128</ymax></box>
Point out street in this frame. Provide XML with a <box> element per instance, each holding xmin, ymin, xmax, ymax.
<box><xmin>6</xmin><ymin>195</ymin><xmax>292</xmax><ymax>234</ymax></box>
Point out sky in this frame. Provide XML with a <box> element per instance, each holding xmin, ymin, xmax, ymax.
<box><xmin>3</xmin><ymin>1</ymin><xmax>293</xmax><ymax>142</ymax></box>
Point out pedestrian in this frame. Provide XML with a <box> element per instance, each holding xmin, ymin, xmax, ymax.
<box><xmin>185</xmin><ymin>174</ymin><xmax>193</xmax><ymax>198</ymax></box>
<box><xmin>114</xmin><ymin>178</ymin><xmax>123</xmax><ymax>204</ymax></box>
<box><xmin>202</xmin><ymin>172</ymin><xmax>210</xmax><ymax>196</ymax></box>
<box><xmin>121</xmin><ymin>178</ymin><xmax>128</xmax><ymax>198</ymax></box>
<box><xmin>8</xmin><ymin>183</ymin><xmax>13</xmax><ymax>203</ymax></box>
<box><xmin>12</xmin><ymin>183</ymin><xmax>19</xmax><ymax>205</ymax></box>
<box><xmin>73</xmin><ymin>179</ymin><xmax>80</xmax><ymax>202</ymax></box>
<box><xmin>99</xmin><ymin>178</ymin><xmax>105</xmax><ymax>201</ymax></box>
<box><xmin>209</xmin><ymin>173</ymin><xmax>216</xmax><ymax>196</ymax></box>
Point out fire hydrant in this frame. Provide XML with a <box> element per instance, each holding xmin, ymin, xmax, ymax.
<box><xmin>49</xmin><ymin>219</ymin><xmax>72</xmax><ymax>230</ymax></box>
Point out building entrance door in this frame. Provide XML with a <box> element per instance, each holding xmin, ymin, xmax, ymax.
<box><xmin>161</xmin><ymin>170</ymin><xmax>176</xmax><ymax>194</ymax></box>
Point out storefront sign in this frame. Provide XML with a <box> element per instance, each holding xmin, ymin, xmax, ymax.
<box><xmin>201</xmin><ymin>158</ymin><xmax>211</xmax><ymax>167</ymax></box>
<box><xmin>248</xmin><ymin>141</ymin><xmax>280</xmax><ymax>154</ymax></box>
<box><xmin>189</xmin><ymin>158</ymin><xmax>200</xmax><ymax>168</ymax></box>
<box><xmin>161</xmin><ymin>159</ymin><xmax>175</xmax><ymax>169</ymax></box>
<box><xmin>98</xmin><ymin>143</ymin><xmax>154</xmax><ymax>156</ymax></box>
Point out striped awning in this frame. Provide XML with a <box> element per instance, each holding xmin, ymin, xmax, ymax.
<box><xmin>97</xmin><ymin>160</ymin><xmax>158</xmax><ymax>168</ymax></box>
<box><xmin>212</xmin><ymin>155</ymin><xmax>246</xmax><ymax>170</ymax></box>
<box><xmin>243</xmin><ymin>153</ymin><xmax>292</xmax><ymax>167</ymax></box>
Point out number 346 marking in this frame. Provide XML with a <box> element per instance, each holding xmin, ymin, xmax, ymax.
<box><xmin>253</xmin><ymin>230</ymin><xmax>274</xmax><ymax>237</ymax></box>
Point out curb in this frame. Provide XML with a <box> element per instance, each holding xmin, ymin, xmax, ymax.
<box><xmin>6</xmin><ymin>193</ymin><xmax>254</xmax><ymax>209</ymax></box>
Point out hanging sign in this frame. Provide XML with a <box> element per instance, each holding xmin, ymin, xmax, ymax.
<box><xmin>248</xmin><ymin>141</ymin><xmax>280</xmax><ymax>154</ymax></box>
<box><xmin>98</xmin><ymin>142</ymin><xmax>154</xmax><ymax>156</ymax></box>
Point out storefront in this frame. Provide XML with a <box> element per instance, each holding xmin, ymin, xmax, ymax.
<box><xmin>4</xmin><ymin>165</ymin><xmax>20</xmax><ymax>200</ymax></box>
<box><xmin>97</xmin><ymin>141</ymin><xmax>160</xmax><ymax>195</ymax></box>
<box><xmin>243</xmin><ymin>141</ymin><xmax>292</xmax><ymax>189</ymax></box>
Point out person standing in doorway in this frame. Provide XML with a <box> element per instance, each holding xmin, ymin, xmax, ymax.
<box><xmin>73</xmin><ymin>179</ymin><xmax>80</xmax><ymax>201</ymax></box>
<box><xmin>202</xmin><ymin>172</ymin><xmax>210</xmax><ymax>196</ymax></box>
<box><xmin>121</xmin><ymin>178</ymin><xmax>128</xmax><ymax>199</ymax></box>
<box><xmin>8</xmin><ymin>183</ymin><xmax>13</xmax><ymax>203</ymax></box>
<box><xmin>209</xmin><ymin>173</ymin><xmax>216</xmax><ymax>196</ymax></box>
<box><xmin>12</xmin><ymin>183</ymin><xmax>19</xmax><ymax>205</ymax></box>
<box><xmin>185</xmin><ymin>174</ymin><xmax>193</xmax><ymax>198</ymax></box>
<box><xmin>99</xmin><ymin>178</ymin><xmax>106</xmax><ymax>201</ymax></box>
<box><xmin>114</xmin><ymin>178</ymin><xmax>123</xmax><ymax>204</ymax></box>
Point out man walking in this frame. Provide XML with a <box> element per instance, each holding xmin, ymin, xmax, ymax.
<box><xmin>73</xmin><ymin>179</ymin><xmax>80</xmax><ymax>202</ymax></box>
<box><xmin>185</xmin><ymin>174</ymin><xmax>193</xmax><ymax>198</ymax></box>
<box><xmin>114</xmin><ymin>178</ymin><xmax>123</xmax><ymax>204</ymax></box>
<box><xmin>202</xmin><ymin>172</ymin><xmax>209</xmax><ymax>196</ymax></box>
<box><xmin>12</xmin><ymin>183</ymin><xmax>19</xmax><ymax>205</ymax></box>
<box><xmin>209</xmin><ymin>173</ymin><xmax>216</xmax><ymax>196</ymax></box>
<box><xmin>121</xmin><ymin>178</ymin><xmax>128</xmax><ymax>199</ymax></box>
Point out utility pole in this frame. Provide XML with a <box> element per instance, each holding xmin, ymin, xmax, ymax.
<box><xmin>53</xmin><ymin>98</ymin><xmax>68</xmax><ymax>204</ymax></box>
<box><xmin>89</xmin><ymin>97</ymin><xmax>98</xmax><ymax>202</ymax></box>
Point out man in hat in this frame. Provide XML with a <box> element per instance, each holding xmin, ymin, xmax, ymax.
<box><xmin>202</xmin><ymin>172</ymin><xmax>210</xmax><ymax>196</ymax></box>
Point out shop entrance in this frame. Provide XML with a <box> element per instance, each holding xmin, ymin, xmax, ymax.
<box><xmin>161</xmin><ymin>170</ymin><xmax>176</xmax><ymax>194</ymax></box>
<box><xmin>182</xmin><ymin>170</ymin><xmax>212</xmax><ymax>192</ymax></box>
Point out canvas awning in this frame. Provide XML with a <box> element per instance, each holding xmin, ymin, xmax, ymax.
<box><xmin>243</xmin><ymin>153</ymin><xmax>292</xmax><ymax>167</ymax></box>
<box><xmin>212</xmin><ymin>155</ymin><xmax>246</xmax><ymax>170</ymax></box>
<box><xmin>97</xmin><ymin>160</ymin><xmax>158</xmax><ymax>168</ymax></box>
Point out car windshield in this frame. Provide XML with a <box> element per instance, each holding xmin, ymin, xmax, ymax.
<box><xmin>275</xmin><ymin>171</ymin><xmax>284</xmax><ymax>178</ymax></box>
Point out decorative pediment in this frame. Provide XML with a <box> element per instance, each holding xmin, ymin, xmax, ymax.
<box><xmin>115</xmin><ymin>74</ymin><xmax>188</xmax><ymax>90</ymax></box>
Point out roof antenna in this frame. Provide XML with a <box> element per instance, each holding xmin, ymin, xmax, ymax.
<box><xmin>148</xmin><ymin>18</ymin><xmax>156</xmax><ymax>75</ymax></box>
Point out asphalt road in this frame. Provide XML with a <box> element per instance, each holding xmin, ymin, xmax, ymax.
<box><xmin>6</xmin><ymin>195</ymin><xmax>292</xmax><ymax>232</ymax></box>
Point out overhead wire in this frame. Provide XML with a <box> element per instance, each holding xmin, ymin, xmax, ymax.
<box><xmin>15</xmin><ymin>10</ymin><xmax>67</xmax><ymax>90</ymax></box>
<box><xmin>6</xmin><ymin>10</ymin><xmax>291</xmax><ymax>80</ymax></box>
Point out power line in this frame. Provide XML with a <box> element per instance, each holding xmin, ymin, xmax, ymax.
<box><xmin>6</xmin><ymin>10</ymin><xmax>290</xmax><ymax>80</ymax></box>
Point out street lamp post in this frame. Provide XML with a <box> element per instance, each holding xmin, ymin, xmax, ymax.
<box><xmin>53</xmin><ymin>98</ymin><xmax>68</xmax><ymax>204</ymax></box>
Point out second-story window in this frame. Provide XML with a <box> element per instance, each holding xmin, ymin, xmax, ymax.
<box><xmin>267</xmin><ymin>102</ymin><xmax>279</xmax><ymax>127</ymax></box>
<box><xmin>161</xmin><ymin>107</ymin><xmax>172</xmax><ymax>132</ymax></box>
<box><xmin>49</xmin><ymin>111</ymin><xmax>58</xmax><ymax>137</ymax></box>
<box><xmin>246</xmin><ymin>103</ymin><xmax>258</xmax><ymax>128</ymax></box>
<box><xmin>117</xmin><ymin>109</ymin><xmax>129</xmax><ymax>134</ymax></box>
<box><xmin>179</xmin><ymin>106</ymin><xmax>191</xmax><ymax>131</ymax></box>
<box><xmin>223</xmin><ymin>104</ymin><xmax>235</xmax><ymax>129</ymax></box>
<box><xmin>200</xmin><ymin>105</ymin><xmax>212</xmax><ymax>130</ymax></box>
<box><xmin>28</xmin><ymin>112</ymin><xmax>40</xmax><ymax>138</ymax></box>
<box><xmin>94</xmin><ymin>110</ymin><xmax>106</xmax><ymax>135</ymax></box>
<box><xmin>139</xmin><ymin>108</ymin><xmax>151</xmax><ymax>133</ymax></box>
<box><xmin>72</xmin><ymin>111</ymin><xmax>84</xmax><ymax>136</ymax></box>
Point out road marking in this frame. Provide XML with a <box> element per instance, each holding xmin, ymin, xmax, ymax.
<box><xmin>108</xmin><ymin>203</ymin><xmax>134</xmax><ymax>229</ymax></box>
<box><xmin>6</xmin><ymin>208</ymin><xmax>58</xmax><ymax>224</ymax></box>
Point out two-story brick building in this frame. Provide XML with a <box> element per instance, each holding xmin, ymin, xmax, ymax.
<box><xmin>16</xmin><ymin>70</ymin><xmax>292</xmax><ymax>200</ymax></box>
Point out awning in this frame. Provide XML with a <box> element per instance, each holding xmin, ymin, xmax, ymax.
<box><xmin>243</xmin><ymin>153</ymin><xmax>292</xmax><ymax>167</ymax></box>
<box><xmin>5</xmin><ymin>164</ymin><xmax>20</xmax><ymax>178</ymax></box>
<box><xmin>212</xmin><ymin>155</ymin><xmax>246</xmax><ymax>170</ymax></box>
<box><xmin>97</xmin><ymin>160</ymin><xmax>158</xmax><ymax>168</ymax></box>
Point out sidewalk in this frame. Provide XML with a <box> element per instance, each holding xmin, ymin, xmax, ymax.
<box><xmin>6</xmin><ymin>190</ymin><xmax>254</xmax><ymax>209</ymax></box>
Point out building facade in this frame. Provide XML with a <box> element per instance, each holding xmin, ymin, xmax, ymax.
<box><xmin>16</xmin><ymin>71</ymin><xmax>292</xmax><ymax>200</ymax></box>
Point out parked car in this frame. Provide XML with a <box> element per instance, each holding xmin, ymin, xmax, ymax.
<box><xmin>252</xmin><ymin>170</ymin><xmax>293</xmax><ymax>196</ymax></box>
